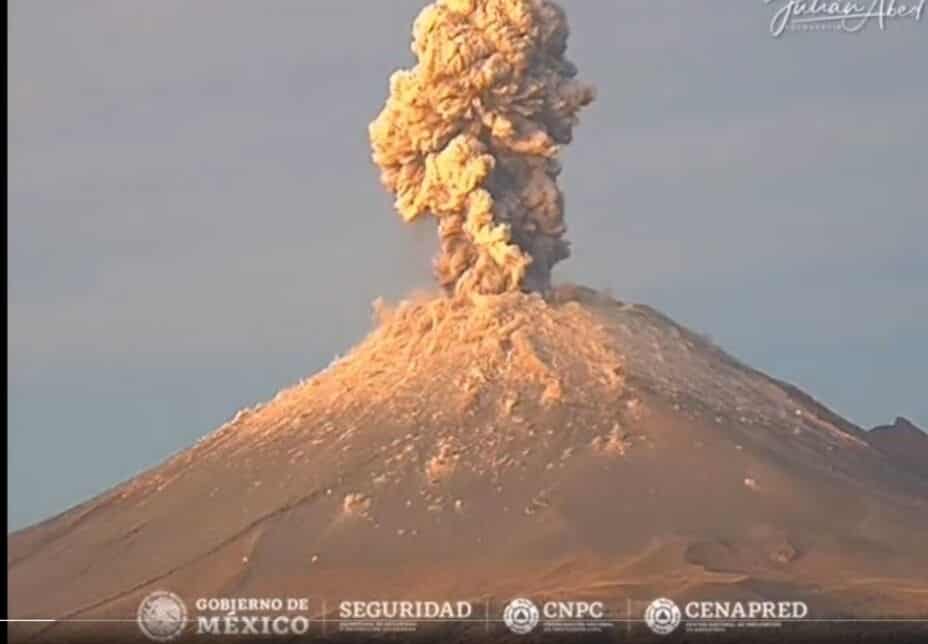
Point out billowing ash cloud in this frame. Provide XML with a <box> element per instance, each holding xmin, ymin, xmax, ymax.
<box><xmin>370</xmin><ymin>0</ymin><xmax>595</xmax><ymax>295</ymax></box>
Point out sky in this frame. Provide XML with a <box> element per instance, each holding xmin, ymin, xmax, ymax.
<box><xmin>8</xmin><ymin>1</ymin><xmax>927</xmax><ymax>530</ymax></box>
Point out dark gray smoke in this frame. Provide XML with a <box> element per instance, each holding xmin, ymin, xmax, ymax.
<box><xmin>370</xmin><ymin>0</ymin><xmax>595</xmax><ymax>295</ymax></box>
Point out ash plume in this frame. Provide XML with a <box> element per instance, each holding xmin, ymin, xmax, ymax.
<box><xmin>370</xmin><ymin>0</ymin><xmax>595</xmax><ymax>295</ymax></box>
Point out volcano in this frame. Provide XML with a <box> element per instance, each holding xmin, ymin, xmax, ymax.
<box><xmin>8</xmin><ymin>286</ymin><xmax>928</xmax><ymax>642</ymax></box>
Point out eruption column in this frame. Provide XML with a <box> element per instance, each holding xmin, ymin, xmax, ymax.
<box><xmin>370</xmin><ymin>0</ymin><xmax>595</xmax><ymax>295</ymax></box>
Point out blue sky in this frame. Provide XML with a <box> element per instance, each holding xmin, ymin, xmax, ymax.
<box><xmin>8</xmin><ymin>1</ymin><xmax>927</xmax><ymax>530</ymax></box>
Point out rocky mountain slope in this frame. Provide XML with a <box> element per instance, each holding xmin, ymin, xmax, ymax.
<box><xmin>865</xmin><ymin>417</ymin><xmax>928</xmax><ymax>481</ymax></box>
<box><xmin>8</xmin><ymin>286</ymin><xmax>928</xmax><ymax>642</ymax></box>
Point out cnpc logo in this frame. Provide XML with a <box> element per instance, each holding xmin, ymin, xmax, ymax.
<box><xmin>543</xmin><ymin>600</ymin><xmax>605</xmax><ymax>619</ymax></box>
<box><xmin>502</xmin><ymin>598</ymin><xmax>606</xmax><ymax>635</ymax></box>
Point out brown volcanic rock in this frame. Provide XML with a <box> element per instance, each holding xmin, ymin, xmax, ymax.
<box><xmin>865</xmin><ymin>417</ymin><xmax>928</xmax><ymax>482</ymax></box>
<box><xmin>8</xmin><ymin>287</ymin><xmax>928</xmax><ymax>642</ymax></box>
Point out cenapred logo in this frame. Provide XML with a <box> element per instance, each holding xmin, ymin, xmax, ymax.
<box><xmin>644</xmin><ymin>597</ymin><xmax>681</xmax><ymax>635</ymax></box>
<box><xmin>503</xmin><ymin>598</ymin><xmax>540</xmax><ymax>635</ymax></box>
<box><xmin>137</xmin><ymin>590</ymin><xmax>188</xmax><ymax>641</ymax></box>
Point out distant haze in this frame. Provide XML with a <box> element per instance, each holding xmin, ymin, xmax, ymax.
<box><xmin>8</xmin><ymin>1</ymin><xmax>927</xmax><ymax>530</ymax></box>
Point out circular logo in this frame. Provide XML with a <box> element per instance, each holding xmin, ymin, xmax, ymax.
<box><xmin>137</xmin><ymin>590</ymin><xmax>187</xmax><ymax>641</ymax></box>
<box><xmin>503</xmin><ymin>598</ymin><xmax>540</xmax><ymax>635</ymax></box>
<box><xmin>644</xmin><ymin>597</ymin><xmax>681</xmax><ymax>635</ymax></box>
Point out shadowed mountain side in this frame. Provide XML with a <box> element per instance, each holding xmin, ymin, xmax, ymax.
<box><xmin>865</xmin><ymin>417</ymin><xmax>928</xmax><ymax>482</ymax></box>
<box><xmin>8</xmin><ymin>286</ymin><xmax>928</xmax><ymax>643</ymax></box>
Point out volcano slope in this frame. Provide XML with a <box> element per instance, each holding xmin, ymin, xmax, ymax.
<box><xmin>8</xmin><ymin>286</ymin><xmax>928</xmax><ymax>642</ymax></box>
